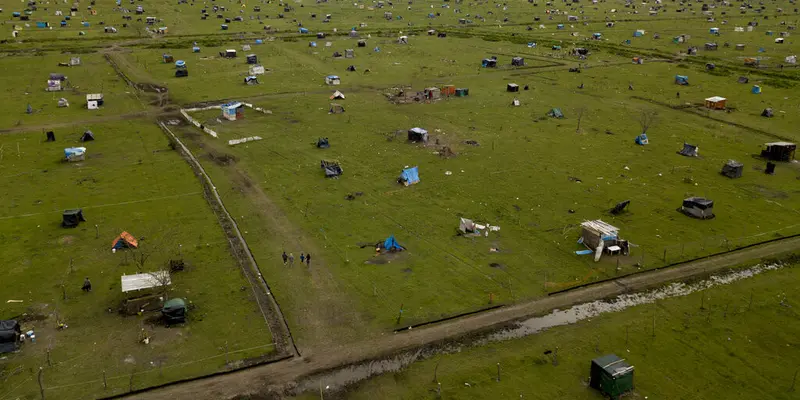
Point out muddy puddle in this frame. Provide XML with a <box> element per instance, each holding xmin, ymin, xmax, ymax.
<box><xmin>293</xmin><ymin>262</ymin><xmax>783</xmax><ymax>395</ymax></box>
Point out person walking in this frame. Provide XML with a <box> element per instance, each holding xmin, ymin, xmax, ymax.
<box><xmin>300</xmin><ymin>253</ymin><xmax>305</xmax><ymax>263</ymax></box>
<box><xmin>82</xmin><ymin>277</ymin><xmax>92</xmax><ymax>292</ymax></box>
<box><xmin>306</xmin><ymin>253</ymin><xmax>311</xmax><ymax>267</ymax></box>
<box><xmin>288</xmin><ymin>253</ymin><xmax>295</xmax><ymax>266</ymax></box>
<box><xmin>282</xmin><ymin>251</ymin><xmax>288</xmax><ymax>265</ymax></box>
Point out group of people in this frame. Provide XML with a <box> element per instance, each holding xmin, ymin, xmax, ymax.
<box><xmin>282</xmin><ymin>251</ymin><xmax>311</xmax><ymax>267</ymax></box>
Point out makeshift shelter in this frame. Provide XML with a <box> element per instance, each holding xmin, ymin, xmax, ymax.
<box><xmin>246</xmin><ymin>54</ymin><xmax>258</xmax><ymax>64</ymax></box>
<box><xmin>86</xmin><ymin>93</ymin><xmax>104</xmax><ymax>108</ymax></box>
<box><xmin>590</xmin><ymin>355</ymin><xmax>635</xmax><ymax>400</ymax></box>
<box><xmin>330</xmin><ymin>90</ymin><xmax>345</xmax><ymax>100</ymax></box>
<box><xmin>162</xmin><ymin>54</ymin><xmax>174</xmax><ymax>63</ymax></box>
<box><xmin>721</xmin><ymin>160</ymin><xmax>743</xmax><ymax>178</ymax></box>
<box><xmin>408</xmin><ymin>127</ymin><xmax>428</xmax><ymax>142</ymax></box>
<box><xmin>316</xmin><ymin>138</ymin><xmax>330</xmax><ymax>148</ymax></box>
<box><xmin>398</xmin><ymin>166</ymin><xmax>420</xmax><ymax>186</ymax></box>
<box><xmin>481</xmin><ymin>58</ymin><xmax>497</xmax><ymax>68</ymax></box>
<box><xmin>62</xmin><ymin>209</ymin><xmax>85</xmax><ymax>228</ymax></box>
<box><xmin>511</xmin><ymin>57</ymin><xmax>525</xmax><ymax>66</ymax></box>
<box><xmin>635</xmin><ymin>133</ymin><xmax>649</xmax><ymax>145</ymax></box>
<box><xmin>357</xmin><ymin>39</ymin><xmax>367</xmax><ymax>47</ymax></box>
<box><xmin>80</xmin><ymin>130</ymin><xmax>94</xmax><ymax>142</ymax></box>
<box><xmin>547</xmin><ymin>108</ymin><xmax>564</xmax><ymax>118</ymax></box>
<box><xmin>175</xmin><ymin>60</ymin><xmax>186</xmax><ymax>69</ymax></box>
<box><xmin>441</xmin><ymin>85</ymin><xmax>456</xmax><ymax>96</ymax></box>
<box><xmin>752</xmin><ymin>85</ymin><xmax>761</xmax><ymax>94</ymax></box>
<box><xmin>738</xmin><ymin>76</ymin><xmax>750</xmax><ymax>84</ymax></box>
<box><xmin>580</xmin><ymin>220</ymin><xmax>627</xmax><ymax>261</ymax></box>
<box><xmin>220</xmin><ymin>49</ymin><xmax>237</xmax><ymax>58</ymax></box>
<box><xmin>249</xmin><ymin>65</ymin><xmax>266</xmax><ymax>75</ymax></box>
<box><xmin>512</xmin><ymin>99</ymin><xmax>520</xmax><ymax>107</ymax></box>
<box><xmin>321</xmin><ymin>160</ymin><xmax>343</xmax><ymax>177</ymax></box>
<box><xmin>678</xmin><ymin>143</ymin><xmax>699</xmax><ymax>157</ymax></box>
<box><xmin>397</xmin><ymin>35</ymin><xmax>408</xmax><ymax>44</ymax></box>
<box><xmin>345</xmin><ymin>49</ymin><xmax>354</xmax><ymax>58</ymax></box>
<box><xmin>610</xmin><ymin>200</ymin><xmax>631</xmax><ymax>215</ymax></box>
<box><xmin>325</xmin><ymin>75</ymin><xmax>341</xmax><ymax>85</ymax></box>
<box><xmin>47</xmin><ymin>79</ymin><xmax>63</xmax><ymax>92</ymax></box>
<box><xmin>221</xmin><ymin>102</ymin><xmax>245</xmax><ymax>120</ymax></box>
<box><xmin>0</xmin><ymin>321</ymin><xmax>21</xmax><ymax>354</ymax></box>
<box><xmin>162</xmin><ymin>298</ymin><xmax>187</xmax><ymax>324</ymax></box>
<box><xmin>761</xmin><ymin>108</ymin><xmax>774</xmax><ymax>117</ymax></box>
<box><xmin>680</xmin><ymin>197</ymin><xmax>715</xmax><ymax>219</ymax></box>
<box><xmin>632</xmin><ymin>57</ymin><xmax>644</xmax><ymax>64</ymax></box>
<box><xmin>382</xmin><ymin>235</ymin><xmax>404</xmax><ymax>252</ymax></box>
<box><xmin>121</xmin><ymin>271</ymin><xmax>170</xmax><ymax>294</ymax></box>
<box><xmin>175</xmin><ymin>69</ymin><xmax>189</xmax><ymax>77</ymax></box>
<box><xmin>674</xmin><ymin>75</ymin><xmax>689</xmax><ymax>85</ymax></box>
<box><xmin>761</xmin><ymin>142</ymin><xmax>796</xmax><ymax>161</ymax></box>
<box><xmin>744</xmin><ymin>57</ymin><xmax>759</xmax><ymax>66</ymax></box>
<box><xmin>57</xmin><ymin>98</ymin><xmax>69</xmax><ymax>108</ymax></box>
<box><xmin>704</xmin><ymin>96</ymin><xmax>726</xmax><ymax>109</ymax></box>
<box><xmin>424</xmin><ymin>87</ymin><xmax>441</xmax><ymax>100</ymax></box>
<box><xmin>64</xmin><ymin>147</ymin><xmax>86</xmax><ymax>162</ymax></box>
<box><xmin>507</xmin><ymin>83</ymin><xmax>520</xmax><ymax>92</ymax></box>
<box><xmin>329</xmin><ymin>103</ymin><xmax>345</xmax><ymax>114</ymax></box>
<box><xmin>112</xmin><ymin>231</ymin><xmax>139</xmax><ymax>250</ymax></box>
<box><xmin>455</xmin><ymin>88</ymin><xmax>469</xmax><ymax>97</ymax></box>
<box><xmin>244</xmin><ymin>76</ymin><xmax>259</xmax><ymax>85</ymax></box>
<box><xmin>46</xmin><ymin>131</ymin><xmax>56</xmax><ymax>141</ymax></box>
<box><xmin>705</xmin><ymin>42</ymin><xmax>718</xmax><ymax>50</ymax></box>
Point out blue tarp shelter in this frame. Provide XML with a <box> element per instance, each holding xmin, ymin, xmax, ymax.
<box><xmin>674</xmin><ymin>75</ymin><xmax>689</xmax><ymax>85</ymax></box>
<box><xmin>399</xmin><ymin>167</ymin><xmax>420</xmax><ymax>186</ymax></box>
<box><xmin>383</xmin><ymin>235</ymin><xmax>404</xmax><ymax>252</ymax></box>
<box><xmin>299</xmin><ymin>27</ymin><xmax>309</xmax><ymax>33</ymax></box>
<box><xmin>752</xmin><ymin>85</ymin><xmax>761</xmax><ymax>94</ymax></box>
<box><xmin>192</xmin><ymin>46</ymin><xmax>200</xmax><ymax>52</ymax></box>
<box><xmin>635</xmin><ymin>133</ymin><xmax>649</xmax><ymax>145</ymax></box>
<box><xmin>547</xmin><ymin>108</ymin><xmax>564</xmax><ymax>118</ymax></box>
<box><xmin>175</xmin><ymin>60</ymin><xmax>186</xmax><ymax>68</ymax></box>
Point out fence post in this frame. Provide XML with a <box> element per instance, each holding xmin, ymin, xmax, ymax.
<box><xmin>38</xmin><ymin>367</ymin><xmax>45</xmax><ymax>400</ymax></box>
<box><xmin>103</xmin><ymin>370</ymin><xmax>107</xmax><ymax>390</ymax></box>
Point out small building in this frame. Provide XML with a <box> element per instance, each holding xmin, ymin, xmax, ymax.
<box><xmin>424</xmin><ymin>87</ymin><xmax>441</xmax><ymax>100</ymax></box>
<box><xmin>325</xmin><ymin>75</ymin><xmax>340</xmax><ymax>85</ymax></box>
<box><xmin>408</xmin><ymin>127</ymin><xmax>428</xmax><ymax>142</ymax></box>
<box><xmin>590</xmin><ymin>355</ymin><xmax>635</xmax><ymax>400</ymax></box>
<box><xmin>86</xmin><ymin>93</ymin><xmax>104</xmax><ymax>109</ymax></box>
<box><xmin>761</xmin><ymin>142</ymin><xmax>796</xmax><ymax>161</ymax></box>
<box><xmin>704</xmin><ymin>96</ymin><xmax>727</xmax><ymax>110</ymax></box>
<box><xmin>507</xmin><ymin>83</ymin><xmax>520</xmax><ymax>92</ymax></box>
<box><xmin>680</xmin><ymin>197</ymin><xmax>715</xmax><ymax>219</ymax></box>
<box><xmin>511</xmin><ymin>57</ymin><xmax>524</xmax><ymax>66</ymax></box>
<box><xmin>221</xmin><ymin>102</ymin><xmax>245</xmax><ymax>120</ymax></box>
<box><xmin>721</xmin><ymin>160</ymin><xmax>743</xmax><ymax>178</ymax></box>
<box><xmin>580</xmin><ymin>220</ymin><xmax>628</xmax><ymax>261</ymax></box>
<box><xmin>674</xmin><ymin>75</ymin><xmax>689</xmax><ymax>85</ymax></box>
<box><xmin>220</xmin><ymin>49</ymin><xmax>237</xmax><ymax>58</ymax></box>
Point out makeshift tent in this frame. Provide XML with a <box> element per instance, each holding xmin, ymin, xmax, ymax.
<box><xmin>398</xmin><ymin>167</ymin><xmax>420</xmax><ymax>186</ymax></box>
<box><xmin>357</xmin><ymin>39</ymin><xmax>367</xmax><ymax>47</ymax></box>
<box><xmin>738</xmin><ymin>76</ymin><xmax>749</xmax><ymax>84</ymax></box>
<box><xmin>680</xmin><ymin>197</ymin><xmax>715</xmax><ymax>219</ymax></box>
<box><xmin>162</xmin><ymin>54</ymin><xmax>174</xmax><ymax>63</ymax></box>
<box><xmin>325</xmin><ymin>75</ymin><xmax>341</xmax><ymax>85</ymax></box>
<box><xmin>761</xmin><ymin>142</ymin><xmax>796</xmax><ymax>161</ymax></box>
<box><xmin>175</xmin><ymin>69</ymin><xmax>189</xmax><ymax>77</ymax></box>
<box><xmin>752</xmin><ymin>85</ymin><xmax>762</xmax><ymax>94</ymax></box>
<box><xmin>64</xmin><ymin>147</ymin><xmax>86</xmax><ymax>162</ymax></box>
<box><xmin>221</xmin><ymin>102</ymin><xmax>244</xmax><ymax>120</ymax></box>
<box><xmin>62</xmin><ymin>209</ymin><xmax>85</xmax><ymax>228</ymax></box>
<box><xmin>346</xmin><ymin>65</ymin><xmax>356</xmax><ymax>72</ymax></box>
<box><xmin>511</xmin><ymin>57</ymin><xmax>525</xmax><ymax>66</ymax></box>
<box><xmin>458</xmin><ymin>218</ymin><xmax>478</xmax><ymax>234</ymax></box>
<box><xmin>674</xmin><ymin>75</ymin><xmax>689</xmax><ymax>85</ymax></box>
<box><xmin>244</xmin><ymin>76</ymin><xmax>259</xmax><ymax>85</ymax></box>
<box><xmin>424</xmin><ymin>87</ymin><xmax>441</xmax><ymax>100</ymax></box>
<box><xmin>547</xmin><ymin>108</ymin><xmax>564</xmax><ymax>118</ymax></box>
<box><xmin>383</xmin><ymin>235</ymin><xmax>404</xmax><ymax>251</ymax></box>
<box><xmin>329</xmin><ymin>103</ymin><xmax>345</xmax><ymax>114</ymax></box>
<box><xmin>112</xmin><ymin>231</ymin><xmax>139</xmax><ymax>250</ymax></box>
<box><xmin>761</xmin><ymin>108</ymin><xmax>774</xmax><ymax>117</ymax></box>
<box><xmin>345</xmin><ymin>49</ymin><xmax>354</xmax><ymax>58</ymax></box>
<box><xmin>316</xmin><ymin>138</ymin><xmax>330</xmax><ymax>148</ymax></box>
<box><xmin>678</xmin><ymin>143</ymin><xmax>699</xmax><ymax>157</ymax></box>
<box><xmin>0</xmin><ymin>320</ymin><xmax>21</xmax><ymax>354</ymax></box>
<box><xmin>610</xmin><ymin>200</ymin><xmax>630</xmax><ymax>215</ymax></box>
<box><xmin>507</xmin><ymin>83</ymin><xmax>520</xmax><ymax>92</ymax></box>
<box><xmin>635</xmin><ymin>133</ymin><xmax>649</xmax><ymax>145</ymax></box>
<box><xmin>57</xmin><ymin>98</ymin><xmax>69</xmax><ymax>108</ymax></box>
<box><xmin>704</xmin><ymin>96</ymin><xmax>726</xmax><ymax>109</ymax></box>
<box><xmin>481</xmin><ymin>58</ymin><xmax>497</xmax><ymax>68</ymax></box>
<box><xmin>246</xmin><ymin>54</ymin><xmax>258</xmax><ymax>64</ymax></box>
<box><xmin>46</xmin><ymin>131</ymin><xmax>56</xmax><ymax>141</ymax></box>
<box><xmin>590</xmin><ymin>355</ymin><xmax>635</xmax><ymax>400</ymax></box>
<box><xmin>220</xmin><ymin>49</ymin><xmax>237</xmax><ymax>58</ymax></box>
<box><xmin>397</xmin><ymin>35</ymin><xmax>408</xmax><ymax>44</ymax></box>
<box><xmin>512</xmin><ymin>99</ymin><xmax>520</xmax><ymax>106</ymax></box>
<box><xmin>455</xmin><ymin>88</ymin><xmax>469</xmax><ymax>97</ymax></box>
<box><xmin>86</xmin><ymin>93</ymin><xmax>104</xmax><ymax>107</ymax></box>
<box><xmin>330</xmin><ymin>91</ymin><xmax>345</xmax><ymax>100</ymax></box>
<box><xmin>441</xmin><ymin>85</ymin><xmax>456</xmax><ymax>96</ymax></box>
<box><xmin>80</xmin><ymin>130</ymin><xmax>94</xmax><ymax>142</ymax></box>
<box><xmin>321</xmin><ymin>160</ymin><xmax>343</xmax><ymax>177</ymax></box>
<box><xmin>721</xmin><ymin>160</ymin><xmax>743</xmax><ymax>178</ymax></box>
<box><xmin>408</xmin><ymin>127</ymin><xmax>428</xmax><ymax>142</ymax></box>
<box><xmin>249</xmin><ymin>65</ymin><xmax>266</xmax><ymax>75</ymax></box>
<box><xmin>162</xmin><ymin>298</ymin><xmax>187</xmax><ymax>324</ymax></box>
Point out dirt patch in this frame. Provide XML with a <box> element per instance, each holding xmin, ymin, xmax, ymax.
<box><xmin>204</xmin><ymin>150</ymin><xmax>238</xmax><ymax>166</ymax></box>
<box><xmin>59</xmin><ymin>235</ymin><xmax>76</xmax><ymax>245</ymax></box>
<box><xmin>736</xmin><ymin>183</ymin><xmax>789</xmax><ymax>199</ymax></box>
<box><xmin>135</xmin><ymin>82</ymin><xmax>168</xmax><ymax>93</ymax></box>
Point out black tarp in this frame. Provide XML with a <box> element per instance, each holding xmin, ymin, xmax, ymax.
<box><xmin>80</xmin><ymin>130</ymin><xmax>94</xmax><ymax>142</ymax></box>
<box><xmin>321</xmin><ymin>160</ymin><xmax>342</xmax><ymax>177</ymax></box>
<box><xmin>62</xmin><ymin>209</ymin><xmax>85</xmax><ymax>228</ymax></box>
<box><xmin>161</xmin><ymin>298</ymin><xmax>186</xmax><ymax>324</ymax></box>
<box><xmin>317</xmin><ymin>138</ymin><xmax>330</xmax><ymax>148</ymax></box>
<box><xmin>0</xmin><ymin>320</ymin><xmax>21</xmax><ymax>354</ymax></box>
<box><xmin>46</xmin><ymin>131</ymin><xmax>56</xmax><ymax>141</ymax></box>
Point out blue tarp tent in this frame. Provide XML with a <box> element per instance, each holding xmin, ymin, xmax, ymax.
<box><xmin>635</xmin><ymin>133</ymin><xmax>649</xmax><ymax>145</ymax></box>
<box><xmin>547</xmin><ymin>108</ymin><xmax>564</xmax><ymax>118</ymax></box>
<box><xmin>383</xmin><ymin>235</ymin><xmax>404</xmax><ymax>252</ymax></box>
<box><xmin>175</xmin><ymin>60</ymin><xmax>186</xmax><ymax>68</ymax></box>
<box><xmin>557</xmin><ymin>24</ymin><xmax>564</xmax><ymax>30</ymax></box>
<box><xmin>255</xmin><ymin>39</ymin><xmax>263</xmax><ymax>44</ymax></box>
<box><xmin>752</xmin><ymin>85</ymin><xmax>761</xmax><ymax>94</ymax></box>
<box><xmin>399</xmin><ymin>167</ymin><xmax>420</xmax><ymax>186</ymax></box>
<box><xmin>674</xmin><ymin>75</ymin><xmax>689</xmax><ymax>85</ymax></box>
<box><xmin>192</xmin><ymin>46</ymin><xmax>200</xmax><ymax>52</ymax></box>
<box><xmin>299</xmin><ymin>27</ymin><xmax>309</xmax><ymax>33</ymax></box>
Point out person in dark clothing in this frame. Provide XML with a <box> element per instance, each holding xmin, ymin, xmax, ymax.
<box><xmin>82</xmin><ymin>277</ymin><xmax>92</xmax><ymax>292</ymax></box>
<box><xmin>282</xmin><ymin>251</ymin><xmax>288</xmax><ymax>265</ymax></box>
<box><xmin>306</xmin><ymin>253</ymin><xmax>311</xmax><ymax>266</ymax></box>
<box><xmin>676</xmin><ymin>91</ymin><xmax>680</xmax><ymax>98</ymax></box>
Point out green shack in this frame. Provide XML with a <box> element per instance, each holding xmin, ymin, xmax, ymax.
<box><xmin>590</xmin><ymin>354</ymin><xmax>634</xmax><ymax>399</ymax></box>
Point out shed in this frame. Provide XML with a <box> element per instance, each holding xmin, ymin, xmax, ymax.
<box><xmin>761</xmin><ymin>142</ymin><xmax>796</xmax><ymax>161</ymax></box>
<box><xmin>62</xmin><ymin>209</ymin><xmax>85</xmax><ymax>228</ymax></box>
<box><xmin>721</xmin><ymin>160</ymin><xmax>743</xmax><ymax>178</ymax></box>
<box><xmin>580</xmin><ymin>220</ymin><xmax>619</xmax><ymax>250</ymax></box>
<box><xmin>511</xmin><ymin>57</ymin><xmax>525</xmax><ymax>66</ymax></box>
<box><xmin>481</xmin><ymin>58</ymin><xmax>497</xmax><ymax>68</ymax></box>
<box><xmin>399</xmin><ymin>166</ymin><xmax>420</xmax><ymax>186</ymax></box>
<box><xmin>121</xmin><ymin>271</ymin><xmax>171</xmax><ymax>294</ymax></box>
<box><xmin>0</xmin><ymin>320</ymin><xmax>21</xmax><ymax>354</ymax></box>
<box><xmin>221</xmin><ymin>102</ymin><xmax>245</xmax><ymax>120</ymax></box>
<box><xmin>86</xmin><ymin>93</ymin><xmax>104</xmax><ymax>107</ymax></box>
<box><xmin>441</xmin><ymin>85</ymin><xmax>456</xmax><ymax>96</ymax></box>
<box><xmin>507</xmin><ymin>83</ymin><xmax>520</xmax><ymax>92</ymax></box>
<box><xmin>590</xmin><ymin>355</ymin><xmax>634</xmax><ymax>400</ymax></box>
<box><xmin>424</xmin><ymin>87</ymin><xmax>441</xmax><ymax>100</ymax></box>
<box><xmin>704</xmin><ymin>96</ymin><xmax>726</xmax><ymax>109</ymax></box>
<box><xmin>680</xmin><ymin>197</ymin><xmax>715</xmax><ymax>219</ymax></box>
<box><xmin>220</xmin><ymin>49</ymin><xmax>237</xmax><ymax>58</ymax></box>
<box><xmin>678</xmin><ymin>143</ymin><xmax>699</xmax><ymax>157</ymax></box>
<box><xmin>162</xmin><ymin>298</ymin><xmax>186</xmax><ymax>324</ymax></box>
<box><xmin>408</xmin><ymin>127</ymin><xmax>428</xmax><ymax>142</ymax></box>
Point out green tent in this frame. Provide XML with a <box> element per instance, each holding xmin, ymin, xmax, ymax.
<box><xmin>590</xmin><ymin>354</ymin><xmax>634</xmax><ymax>400</ymax></box>
<box><xmin>162</xmin><ymin>298</ymin><xmax>187</xmax><ymax>324</ymax></box>
<box><xmin>547</xmin><ymin>108</ymin><xmax>564</xmax><ymax>118</ymax></box>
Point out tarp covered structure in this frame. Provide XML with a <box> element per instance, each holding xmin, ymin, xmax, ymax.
<box><xmin>316</xmin><ymin>137</ymin><xmax>330</xmax><ymax>148</ymax></box>
<box><xmin>64</xmin><ymin>147</ymin><xmax>86</xmax><ymax>162</ymax></box>
<box><xmin>321</xmin><ymin>160</ymin><xmax>343</xmax><ymax>177</ymax></box>
<box><xmin>330</xmin><ymin>90</ymin><xmax>345</xmax><ymax>100</ymax></box>
<box><xmin>681</xmin><ymin>197</ymin><xmax>715</xmax><ymax>219</ymax></box>
<box><xmin>80</xmin><ymin>130</ymin><xmax>94</xmax><ymax>142</ymax></box>
<box><xmin>398</xmin><ymin>166</ymin><xmax>420</xmax><ymax>186</ymax></box>
<box><xmin>590</xmin><ymin>355</ymin><xmax>634</xmax><ymax>400</ymax></box>
<box><xmin>761</xmin><ymin>142</ymin><xmax>796</xmax><ymax>161</ymax></box>
<box><xmin>408</xmin><ymin>127</ymin><xmax>428</xmax><ymax>142</ymax></box>
<box><xmin>547</xmin><ymin>108</ymin><xmax>564</xmax><ymax>118</ymax></box>
<box><xmin>674</xmin><ymin>75</ymin><xmax>689</xmax><ymax>85</ymax></box>
<box><xmin>112</xmin><ymin>231</ymin><xmax>138</xmax><ymax>250</ymax></box>
<box><xmin>0</xmin><ymin>320</ymin><xmax>21</xmax><ymax>354</ymax></box>
<box><xmin>721</xmin><ymin>160</ymin><xmax>743</xmax><ymax>178</ymax></box>
<box><xmin>329</xmin><ymin>103</ymin><xmax>345</xmax><ymax>113</ymax></box>
<box><xmin>678</xmin><ymin>143</ymin><xmax>699</xmax><ymax>157</ymax></box>
<box><xmin>635</xmin><ymin>133</ymin><xmax>649</xmax><ymax>145</ymax></box>
<box><xmin>761</xmin><ymin>108</ymin><xmax>773</xmax><ymax>117</ymax></box>
<box><xmin>383</xmin><ymin>235</ymin><xmax>404</xmax><ymax>252</ymax></box>
<box><xmin>62</xmin><ymin>209</ymin><xmax>85</xmax><ymax>228</ymax></box>
<box><xmin>162</xmin><ymin>298</ymin><xmax>187</xmax><ymax>324</ymax></box>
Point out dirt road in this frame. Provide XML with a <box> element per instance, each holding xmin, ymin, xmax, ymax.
<box><xmin>121</xmin><ymin>235</ymin><xmax>800</xmax><ymax>400</ymax></box>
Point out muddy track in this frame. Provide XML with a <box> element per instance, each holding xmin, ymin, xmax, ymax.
<box><xmin>122</xmin><ymin>235</ymin><xmax>800</xmax><ymax>400</ymax></box>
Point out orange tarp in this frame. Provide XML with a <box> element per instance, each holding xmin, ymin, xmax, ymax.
<box><xmin>111</xmin><ymin>231</ymin><xmax>138</xmax><ymax>249</ymax></box>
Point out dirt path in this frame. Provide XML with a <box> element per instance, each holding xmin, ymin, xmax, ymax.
<box><xmin>123</xmin><ymin>235</ymin><xmax>800</xmax><ymax>400</ymax></box>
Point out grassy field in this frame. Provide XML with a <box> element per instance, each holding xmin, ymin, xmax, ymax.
<box><xmin>0</xmin><ymin>122</ymin><xmax>272</xmax><ymax>399</ymax></box>
<box><xmin>301</xmin><ymin>262</ymin><xmax>800</xmax><ymax>400</ymax></box>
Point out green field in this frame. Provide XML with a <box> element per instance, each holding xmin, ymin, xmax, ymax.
<box><xmin>1</xmin><ymin>0</ymin><xmax>800</xmax><ymax>397</ymax></box>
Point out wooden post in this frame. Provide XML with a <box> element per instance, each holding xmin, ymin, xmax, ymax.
<box><xmin>69</xmin><ymin>258</ymin><xmax>74</xmax><ymax>274</ymax></box>
<box><xmin>319</xmin><ymin>381</ymin><xmax>324</xmax><ymax>400</ymax></box>
<box><xmin>489</xmin><ymin>293</ymin><xmax>494</xmax><ymax>305</ymax></box>
<box><xmin>46</xmin><ymin>346</ymin><xmax>51</xmax><ymax>367</ymax></box>
<box><xmin>129</xmin><ymin>369</ymin><xmax>135</xmax><ymax>392</ymax></box>
<box><xmin>95</xmin><ymin>224</ymin><xmax>99</xmax><ymax>239</ymax></box>
<box><xmin>433</xmin><ymin>359</ymin><xmax>440</xmax><ymax>383</ymax></box>
<box><xmin>662</xmin><ymin>248</ymin><xmax>667</xmax><ymax>262</ymax></box>
<box><xmin>790</xmin><ymin>368</ymin><xmax>798</xmax><ymax>392</ymax></box>
<box><xmin>395</xmin><ymin>304</ymin><xmax>404</xmax><ymax>325</ymax></box>
<box><xmin>103</xmin><ymin>370</ymin><xmax>107</xmax><ymax>390</ymax></box>
<box><xmin>700</xmin><ymin>292</ymin><xmax>705</xmax><ymax>310</ymax></box>
<box><xmin>225</xmin><ymin>341</ymin><xmax>229</xmax><ymax>365</ymax></box>
<box><xmin>724</xmin><ymin>304</ymin><xmax>729</xmax><ymax>318</ymax></box>
<box><xmin>436</xmin><ymin>382</ymin><xmax>442</xmax><ymax>398</ymax></box>
<box><xmin>38</xmin><ymin>367</ymin><xmax>45</xmax><ymax>400</ymax></box>
<box><xmin>496</xmin><ymin>363</ymin><xmax>501</xmax><ymax>382</ymax></box>
<box><xmin>543</xmin><ymin>271</ymin><xmax>547</xmax><ymax>291</ymax></box>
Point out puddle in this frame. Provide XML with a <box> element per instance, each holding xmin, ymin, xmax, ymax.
<box><xmin>292</xmin><ymin>262</ymin><xmax>784</xmax><ymax>395</ymax></box>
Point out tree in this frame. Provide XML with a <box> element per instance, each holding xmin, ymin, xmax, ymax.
<box><xmin>146</xmin><ymin>270</ymin><xmax>172</xmax><ymax>300</ymax></box>
<box><xmin>638</xmin><ymin>109</ymin><xmax>658</xmax><ymax>134</ymax></box>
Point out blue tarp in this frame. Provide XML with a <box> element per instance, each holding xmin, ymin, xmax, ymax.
<box><xmin>255</xmin><ymin>39</ymin><xmax>263</xmax><ymax>44</ymax></box>
<box><xmin>635</xmin><ymin>133</ymin><xmax>649</xmax><ymax>145</ymax></box>
<box><xmin>674</xmin><ymin>75</ymin><xmax>689</xmax><ymax>85</ymax></box>
<box><xmin>400</xmin><ymin>167</ymin><xmax>420</xmax><ymax>186</ymax></box>
<box><xmin>175</xmin><ymin>60</ymin><xmax>186</xmax><ymax>68</ymax></box>
<box><xmin>192</xmin><ymin>46</ymin><xmax>200</xmax><ymax>52</ymax></box>
<box><xmin>383</xmin><ymin>235</ymin><xmax>404</xmax><ymax>251</ymax></box>
<box><xmin>64</xmin><ymin>147</ymin><xmax>86</xmax><ymax>158</ymax></box>
<box><xmin>299</xmin><ymin>27</ymin><xmax>309</xmax><ymax>33</ymax></box>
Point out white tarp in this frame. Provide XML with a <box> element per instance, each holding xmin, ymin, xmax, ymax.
<box><xmin>121</xmin><ymin>271</ymin><xmax>171</xmax><ymax>293</ymax></box>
